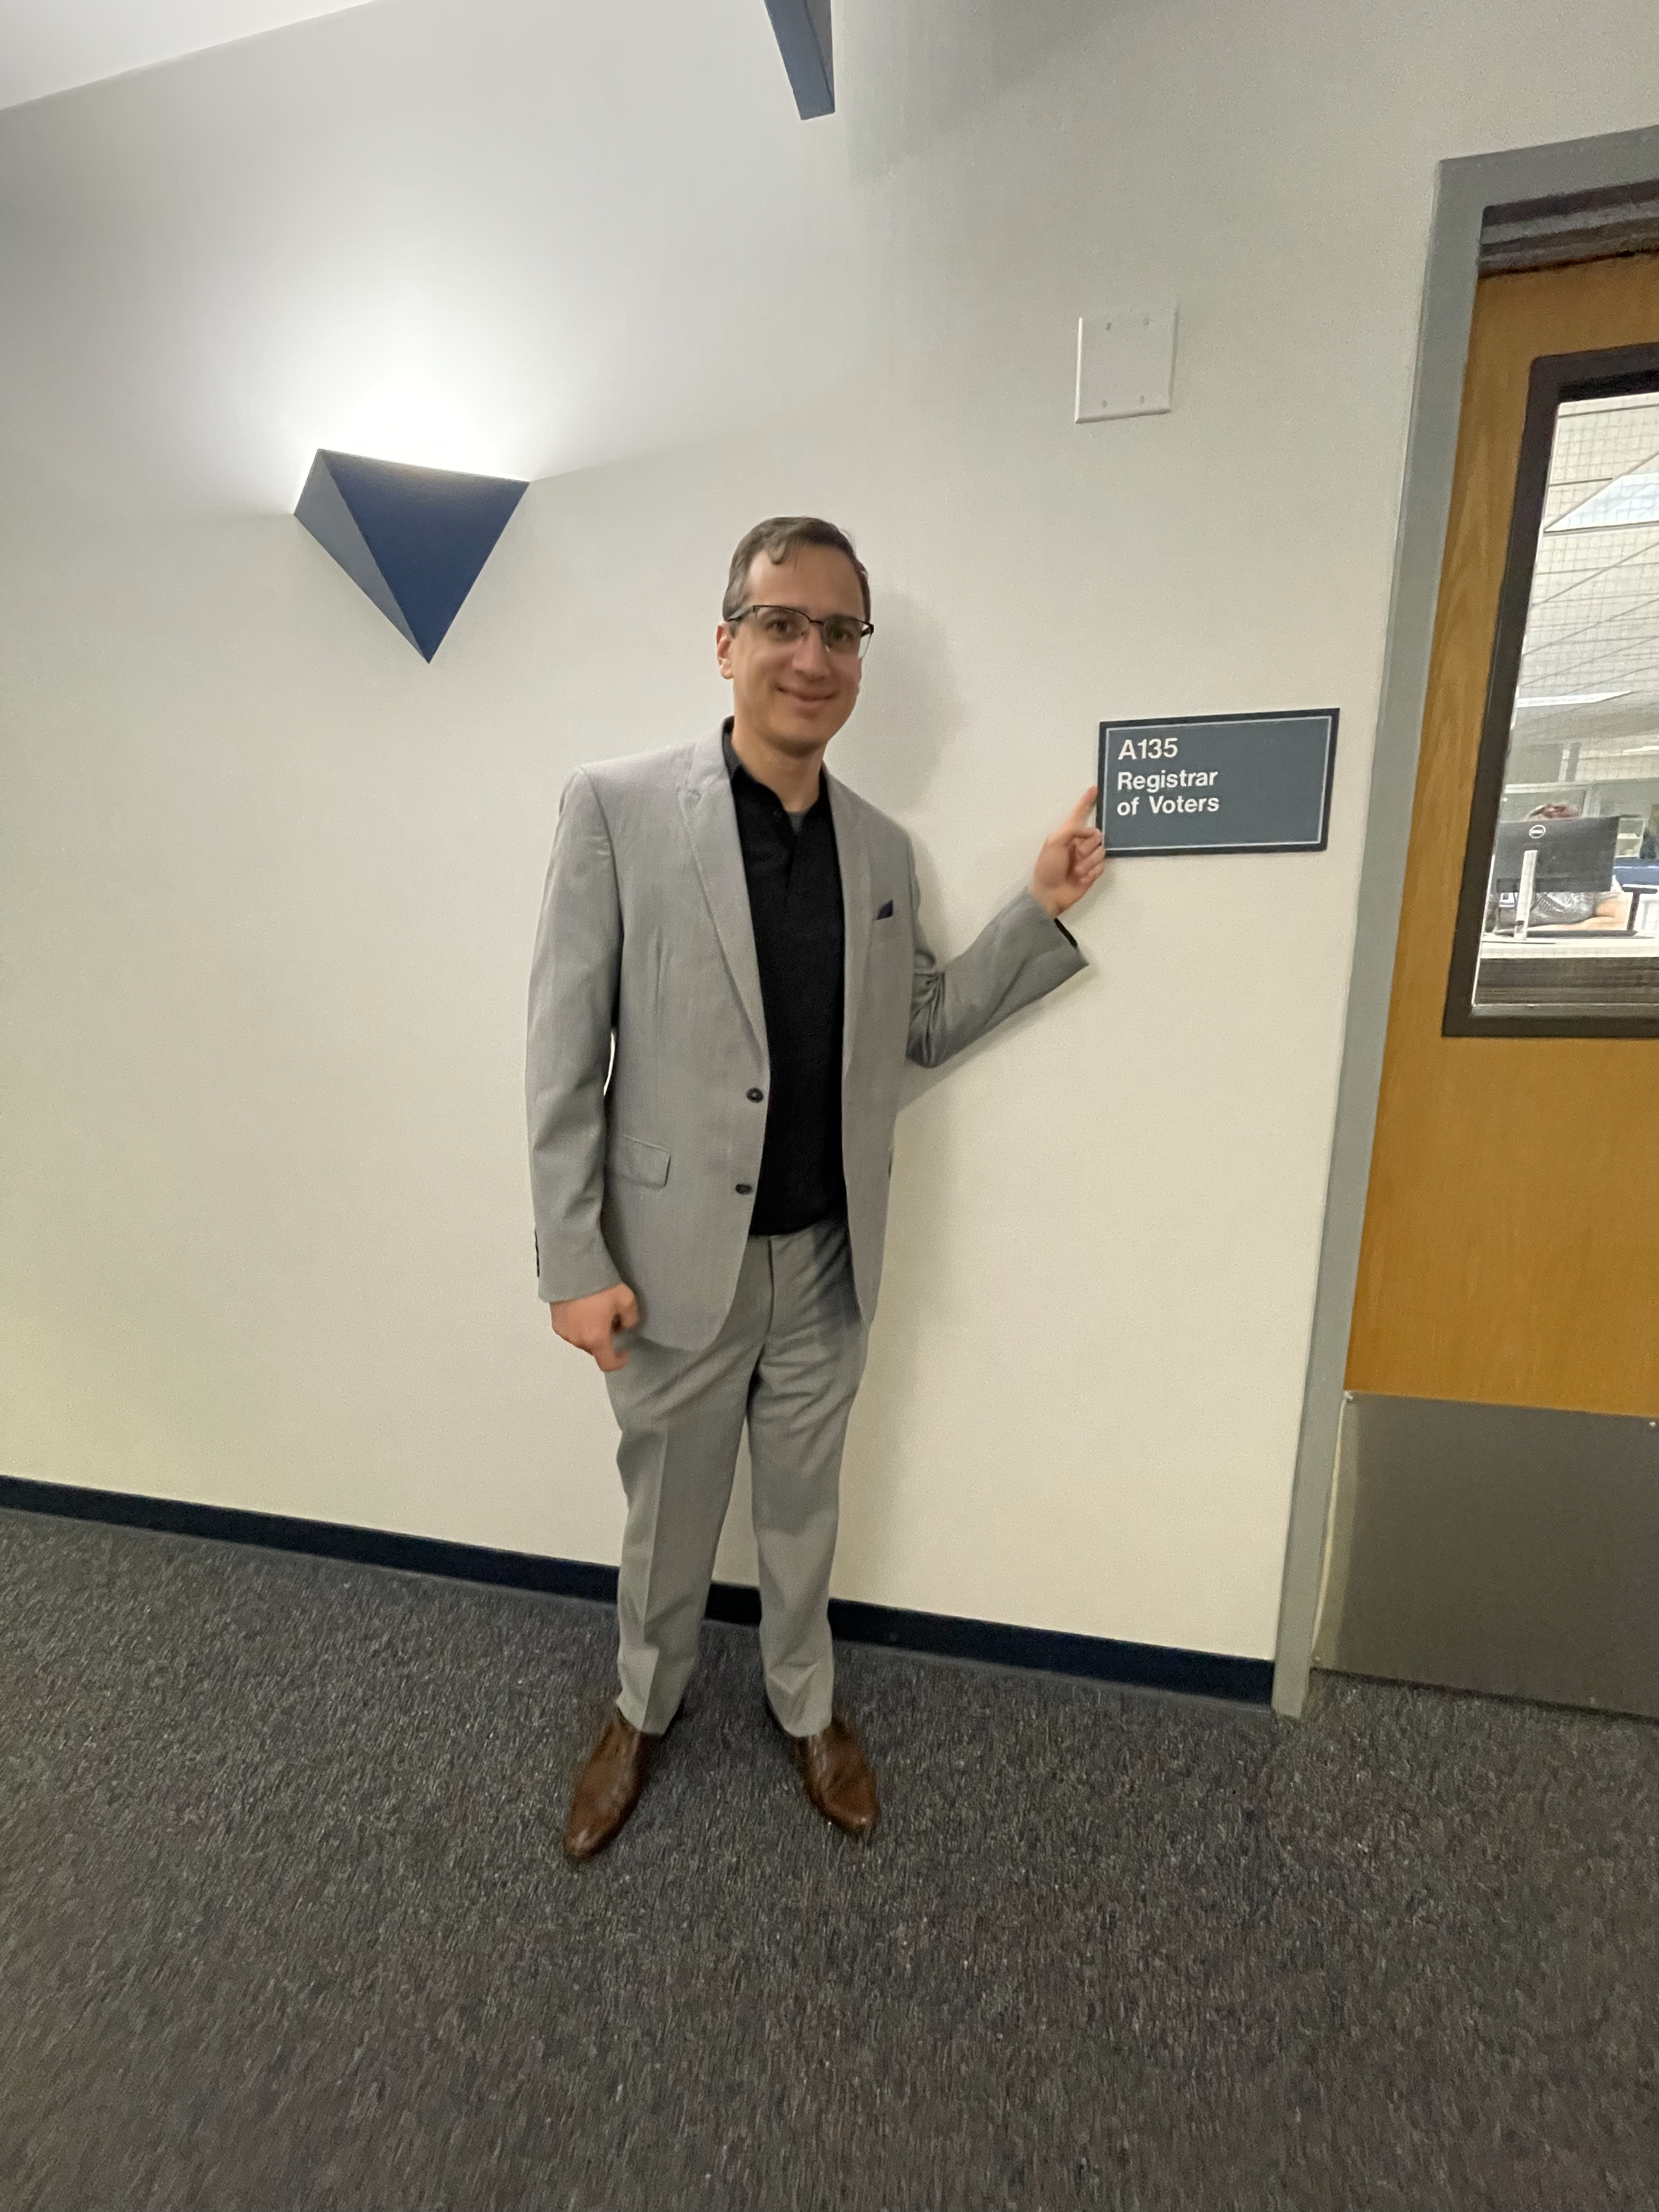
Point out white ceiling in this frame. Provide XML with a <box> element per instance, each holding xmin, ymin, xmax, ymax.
<box><xmin>1508</xmin><ymin>388</ymin><xmax>1659</xmax><ymax>781</ymax></box>
<box><xmin>0</xmin><ymin>0</ymin><xmax>381</xmax><ymax>110</ymax></box>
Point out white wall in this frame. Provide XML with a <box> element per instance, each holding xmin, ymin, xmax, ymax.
<box><xmin>0</xmin><ymin>0</ymin><xmax>377</xmax><ymax>111</ymax></box>
<box><xmin>3</xmin><ymin>0</ymin><xmax>1656</xmax><ymax>1660</ymax></box>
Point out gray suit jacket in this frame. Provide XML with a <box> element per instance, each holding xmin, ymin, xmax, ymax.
<box><xmin>526</xmin><ymin>727</ymin><xmax>1087</xmax><ymax>1350</ymax></box>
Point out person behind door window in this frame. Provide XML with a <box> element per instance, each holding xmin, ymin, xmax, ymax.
<box><xmin>526</xmin><ymin>516</ymin><xmax>1105</xmax><ymax>1861</ymax></box>
<box><xmin>1488</xmin><ymin>802</ymin><xmax>1631</xmax><ymax>931</ymax></box>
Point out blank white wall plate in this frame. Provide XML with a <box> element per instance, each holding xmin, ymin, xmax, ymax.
<box><xmin>1075</xmin><ymin>305</ymin><xmax>1177</xmax><ymax>423</ymax></box>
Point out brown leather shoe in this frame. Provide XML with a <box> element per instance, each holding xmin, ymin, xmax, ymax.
<box><xmin>563</xmin><ymin>1709</ymin><xmax>658</xmax><ymax>1861</ymax></box>
<box><xmin>775</xmin><ymin>1710</ymin><xmax>880</xmax><ymax>1838</ymax></box>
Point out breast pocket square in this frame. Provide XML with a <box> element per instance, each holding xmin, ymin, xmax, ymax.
<box><xmin>874</xmin><ymin>899</ymin><xmax>894</xmax><ymax>920</ymax></box>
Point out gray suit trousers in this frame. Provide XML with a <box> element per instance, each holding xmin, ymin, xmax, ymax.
<box><xmin>605</xmin><ymin>1218</ymin><xmax>866</xmax><ymax>1738</ymax></box>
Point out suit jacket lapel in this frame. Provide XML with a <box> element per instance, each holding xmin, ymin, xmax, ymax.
<box><xmin>680</xmin><ymin>730</ymin><xmax>768</xmax><ymax>1059</ymax></box>
<box><xmin>826</xmin><ymin>769</ymin><xmax>872</xmax><ymax>1079</ymax></box>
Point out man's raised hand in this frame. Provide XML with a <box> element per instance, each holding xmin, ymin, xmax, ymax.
<box><xmin>549</xmin><ymin>1283</ymin><xmax>640</xmax><ymax>1372</ymax></box>
<box><xmin>1029</xmin><ymin>786</ymin><xmax>1107</xmax><ymax>918</ymax></box>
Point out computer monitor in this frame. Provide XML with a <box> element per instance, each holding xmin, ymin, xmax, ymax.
<box><xmin>1490</xmin><ymin>815</ymin><xmax>1620</xmax><ymax>899</ymax></box>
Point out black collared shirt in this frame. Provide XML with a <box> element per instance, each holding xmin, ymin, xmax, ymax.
<box><xmin>724</xmin><ymin>724</ymin><xmax>847</xmax><ymax>1235</ymax></box>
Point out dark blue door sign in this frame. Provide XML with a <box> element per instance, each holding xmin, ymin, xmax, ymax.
<box><xmin>1096</xmin><ymin>710</ymin><xmax>1338</xmax><ymax>857</ymax></box>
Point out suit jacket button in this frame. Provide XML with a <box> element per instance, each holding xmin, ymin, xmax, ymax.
<box><xmin>746</xmin><ymin>1088</ymin><xmax>764</xmax><ymax>1103</ymax></box>
<box><xmin>735</xmin><ymin>1182</ymin><xmax>754</xmax><ymax>1195</ymax></box>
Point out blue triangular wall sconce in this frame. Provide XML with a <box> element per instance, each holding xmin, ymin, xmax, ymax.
<box><xmin>764</xmin><ymin>0</ymin><xmax>833</xmax><ymax>117</ymax></box>
<box><xmin>295</xmin><ymin>449</ymin><xmax>528</xmax><ymax>661</ymax></box>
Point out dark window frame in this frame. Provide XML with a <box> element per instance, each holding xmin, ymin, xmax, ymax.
<box><xmin>1443</xmin><ymin>339</ymin><xmax>1659</xmax><ymax>1039</ymax></box>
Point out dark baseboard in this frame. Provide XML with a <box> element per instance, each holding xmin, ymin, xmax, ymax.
<box><xmin>0</xmin><ymin>1474</ymin><xmax>1274</xmax><ymax>1707</ymax></box>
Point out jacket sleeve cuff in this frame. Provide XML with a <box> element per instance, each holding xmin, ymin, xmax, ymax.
<box><xmin>1014</xmin><ymin>886</ymin><xmax>1088</xmax><ymax>973</ymax></box>
<box><xmin>535</xmin><ymin>1228</ymin><xmax>623</xmax><ymax>1306</ymax></box>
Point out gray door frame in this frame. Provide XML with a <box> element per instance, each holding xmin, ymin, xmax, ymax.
<box><xmin>1271</xmin><ymin>121</ymin><xmax>1659</xmax><ymax>1719</ymax></box>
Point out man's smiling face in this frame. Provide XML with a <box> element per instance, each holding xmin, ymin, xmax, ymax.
<box><xmin>715</xmin><ymin>543</ymin><xmax>867</xmax><ymax>757</ymax></box>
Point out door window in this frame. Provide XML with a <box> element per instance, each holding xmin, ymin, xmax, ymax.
<box><xmin>1446</xmin><ymin>348</ymin><xmax>1659</xmax><ymax>1034</ymax></box>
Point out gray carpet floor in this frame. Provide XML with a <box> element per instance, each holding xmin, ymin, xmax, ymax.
<box><xmin>2</xmin><ymin>1509</ymin><xmax>1656</xmax><ymax>2212</ymax></box>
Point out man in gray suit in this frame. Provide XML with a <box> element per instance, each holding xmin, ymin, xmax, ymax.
<box><xmin>527</xmin><ymin>517</ymin><xmax>1103</xmax><ymax>1860</ymax></box>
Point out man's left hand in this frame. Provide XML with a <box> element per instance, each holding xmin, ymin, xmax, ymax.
<box><xmin>1029</xmin><ymin>787</ymin><xmax>1106</xmax><ymax>918</ymax></box>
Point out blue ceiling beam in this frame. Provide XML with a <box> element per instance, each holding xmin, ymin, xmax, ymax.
<box><xmin>764</xmin><ymin>0</ymin><xmax>833</xmax><ymax>119</ymax></box>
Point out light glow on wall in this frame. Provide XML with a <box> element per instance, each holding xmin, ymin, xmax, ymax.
<box><xmin>291</xmin><ymin>372</ymin><xmax>522</xmax><ymax>507</ymax></box>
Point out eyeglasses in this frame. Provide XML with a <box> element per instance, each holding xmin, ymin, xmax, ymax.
<box><xmin>729</xmin><ymin>603</ymin><xmax>875</xmax><ymax>659</ymax></box>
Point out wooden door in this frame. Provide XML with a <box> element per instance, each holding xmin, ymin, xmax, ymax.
<box><xmin>1347</xmin><ymin>253</ymin><xmax>1659</xmax><ymax>1420</ymax></box>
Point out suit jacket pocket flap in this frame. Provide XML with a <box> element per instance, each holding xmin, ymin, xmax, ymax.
<box><xmin>608</xmin><ymin>1133</ymin><xmax>671</xmax><ymax>1188</ymax></box>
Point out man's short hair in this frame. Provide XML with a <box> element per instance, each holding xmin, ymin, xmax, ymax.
<box><xmin>722</xmin><ymin>516</ymin><xmax>871</xmax><ymax>623</ymax></box>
